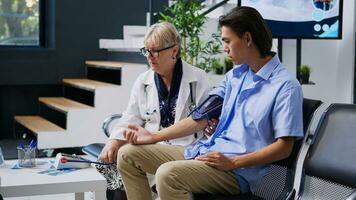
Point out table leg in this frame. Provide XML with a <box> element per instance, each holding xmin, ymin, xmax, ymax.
<box><xmin>91</xmin><ymin>191</ymin><xmax>106</xmax><ymax>200</ymax></box>
<box><xmin>75</xmin><ymin>192</ymin><xmax>85</xmax><ymax>200</ymax></box>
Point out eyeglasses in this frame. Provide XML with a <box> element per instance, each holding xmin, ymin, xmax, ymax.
<box><xmin>140</xmin><ymin>44</ymin><xmax>176</xmax><ymax>58</ymax></box>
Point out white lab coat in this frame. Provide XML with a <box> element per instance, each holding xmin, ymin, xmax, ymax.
<box><xmin>109</xmin><ymin>60</ymin><xmax>211</xmax><ymax>147</ymax></box>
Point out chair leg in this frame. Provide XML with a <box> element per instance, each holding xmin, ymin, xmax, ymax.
<box><xmin>106</xmin><ymin>188</ymin><xmax>127</xmax><ymax>200</ymax></box>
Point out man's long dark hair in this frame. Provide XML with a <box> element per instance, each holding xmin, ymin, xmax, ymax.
<box><xmin>219</xmin><ymin>6</ymin><xmax>273</xmax><ymax>58</ymax></box>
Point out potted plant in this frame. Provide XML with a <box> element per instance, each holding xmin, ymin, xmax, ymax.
<box><xmin>160</xmin><ymin>0</ymin><xmax>205</xmax><ymax>64</ymax></box>
<box><xmin>160</xmin><ymin>0</ymin><xmax>223</xmax><ymax>73</ymax></box>
<box><xmin>212</xmin><ymin>59</ymin><xmax>224</xmax><ymax>74</ymax></box>
<box><xmin>299</xmin><ymin>64</ymin><xmax>312</xmax><ymax>84</ymax></box>
<box><xmin>224</xmin><ymin>57</ymin><xmax>234</xmax><ymax>72</ymax></box>
<box><xmin>196</xmin><ymin>33</ymin><xmax>223</xmax><ymax>73</ymax></box>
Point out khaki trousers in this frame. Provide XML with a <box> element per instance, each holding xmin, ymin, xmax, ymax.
<box><xmin>117</xmin><ymin>144</ymin><xmax>240</xmax><ymax>200</ymax></box>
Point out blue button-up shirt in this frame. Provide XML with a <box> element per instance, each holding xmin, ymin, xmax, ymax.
<box><xmin>184</xmin><ymin>54</ymin><xmax>303</xmax><ymax>193</ymax></box>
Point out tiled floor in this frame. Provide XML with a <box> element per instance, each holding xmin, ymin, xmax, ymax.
<box><xmin>4</xmin><ymin>192</ymin><xmax>93</xmax><ymax>200</ymax></box>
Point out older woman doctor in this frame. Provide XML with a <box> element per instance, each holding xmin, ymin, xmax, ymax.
<box><xmin>98</xmin><ymin>22</ymin><xmax>211</xmax><ymax>198</ymax></box>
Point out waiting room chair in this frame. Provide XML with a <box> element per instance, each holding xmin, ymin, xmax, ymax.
<box><xmin>194</xmin><ymin>98</ymin><xmax>322</xmax><ymax>200</ymax></box>
<box><xmin>294</xmin><ymin>103</ymin><xmax>356</xmax><ymax>199</ymax></box>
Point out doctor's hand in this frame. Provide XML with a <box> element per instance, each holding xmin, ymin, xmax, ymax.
<box><xmin>124</xmin><ymin>124</ymin><xmax>157</xmax><ymax>145</ymax></box>
<box><xmin>100</xmin><ymin>139</ymin><xmax>125</xmax><ymax>164</ymax></box>
<box><xmin>195</xmin><ymin>151</ymin><xmax>236</xmax><ymax>171</ymax></box>
<box><xmin>204</xmin><ymin>118</ymin><xmax>219</xmax><ymax>138</ymax></box>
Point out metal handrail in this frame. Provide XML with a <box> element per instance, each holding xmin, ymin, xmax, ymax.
<box><xmin>101</xmin><ymin>114</ymin><xmax>123</xmax><ymax>138</ymax></box>
<box><xmin>201</xmin><ymin>0</ymin><xmax>231</xmax><ymax>17</ymax></box>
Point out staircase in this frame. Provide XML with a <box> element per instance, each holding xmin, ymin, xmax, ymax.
<box><xmin>15</xmin><ymin>61</ymin><xmax>147</xmax><ymax>149</ymax></box>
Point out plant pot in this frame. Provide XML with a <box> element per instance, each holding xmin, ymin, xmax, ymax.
<box><xmin>215</xmin><ymin>67</ymin><xmax>224</xmax><ymax>75</ymax></box>
<box><xmin>300</xmin><ymin>74</ymin><xmax>310</xmax><ymax>84</ymax></box>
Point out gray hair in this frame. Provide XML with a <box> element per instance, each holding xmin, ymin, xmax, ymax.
<box><xmin>144</xmin><ymin>22</ymin><xmax>181</xmax><ymax>49</ymax></box>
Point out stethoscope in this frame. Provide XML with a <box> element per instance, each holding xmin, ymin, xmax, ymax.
<box><xmin>188</xmin><ymin>82</ymin><xmax>197</xmax><ymax>112</ymax></box>
<box><xmin>143</xmin><ymin>82</ymin><xmax>199</xmax><ymax>139</ymax></box>
<box><xmin>143</xmin><ymin>82</ymin><xmax>197</xmax><ymax>121</ymax></box>
<box><xmin>143</xmin><ymin>84</ymin><xmax>156</xmax><ymax>122</ymax></box>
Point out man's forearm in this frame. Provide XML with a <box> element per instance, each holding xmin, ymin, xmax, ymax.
<box><xmin>231</xmin><ymin>137</ymin><xmax>295</xmax><ymax>168</ymax></box>
<box><xmin>153</xmin><ymin>117</ymin><xmax>208</xmax><ymax>142</ymax></box>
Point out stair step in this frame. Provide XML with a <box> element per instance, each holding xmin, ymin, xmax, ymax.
<box><xmin>63</xmin><ymin>79</ymin><xmax>116</xmax><ymax>91</ymax></box>
<box><xmin>63</xmin><ymin>79</ymin><xmax>96</xmax><ymax>106</ymax></box>
<box><xmin>39</xmin><ymin>97</ymin><xmax>92</xmax><ymax>113</ymax></box>
<box><xmin>86</xmin><ymin>60</ymin><xmax>137</xmax><ymax>69</ymax></box>
<box><xmin>123</xmin><ymin>25</ymin><xmax>147</xmax><ymax>38</ymax></box>
<box><xmin>99</xmin><ymin>39</ymin><xmax>140</xmax><ymax>52</ymax></box>
<box><xmin>15</xmin><ymin>116</ymin><xmax>65</xmax><ymax>134</ymax></box>
<box><xmin>85</xmin><ymin>61</ymin><xmax>125</xmax><ymax>85</ymax></box>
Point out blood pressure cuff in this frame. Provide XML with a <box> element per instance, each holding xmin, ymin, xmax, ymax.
<box><xmin>190</xmin><ymin>95</ymin><xmax>223</xmax><ymax>120</ymax></box>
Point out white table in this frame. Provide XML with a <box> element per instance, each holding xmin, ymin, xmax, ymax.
<box><xmin>0</xmin><ymin>158</ymin><xmax>106</xmax><ymax>200</ymax></box>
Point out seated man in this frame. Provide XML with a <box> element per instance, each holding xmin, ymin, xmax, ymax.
<box><xmin>118</xmin><ymin>6</ymin><xmax>304</xmax><ymax>200</ymax></box>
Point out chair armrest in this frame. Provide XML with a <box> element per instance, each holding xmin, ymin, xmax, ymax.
<box><xmin>293</xmin><ymin>103</ymin><xmax>330</xmax><ymax>198</ymax></box>
<box><xmin>284</xmin><ymin>189</ymin><xmax>295</xmax><ymax>200</ymax></box>
<box><xmin>102</xmin><ymin>114</ymin><xmax>123</xmax><ymax>137</ymax></box>
<box><xmin>346</xmin><ymin>191</ymin><xmax>356</xmax><ymax>200</ymax></box>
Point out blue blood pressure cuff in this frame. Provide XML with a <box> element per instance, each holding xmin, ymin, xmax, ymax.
<box><xmin>190</xmin><ymin>95</ymin><xmax>223</xmax><ymax>120</ymax></box>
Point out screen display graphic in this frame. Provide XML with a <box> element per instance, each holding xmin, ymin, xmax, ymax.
<box><xmin>240</xmin><ymin>0</ymin><xmax>343</xmax><ymax>39</ymax></box>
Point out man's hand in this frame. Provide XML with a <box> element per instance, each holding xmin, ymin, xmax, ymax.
<box><xmin>124</xmin><ymin>124</ymin><xmax>157</xmax><ymax>145</ymax></box>
<box><xmin>204</xmin><ymin>118</ymin><xmax>219</xmax><ymax>137</ymax></box>
<box><xmin>195</xmin><ymin>151</ymin><xmax>236</xmax><ymax>171</ymax></box>
<box><xmin>99</xmin><ymin>139</ymin><xmax>125</xmax><ymax>164</ymax></box>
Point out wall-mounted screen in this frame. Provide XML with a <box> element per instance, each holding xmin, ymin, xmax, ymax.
<box><xmin>239</xmin><ymin>0</ymin><xmax>343</xmax><ymax>39</ymax></box>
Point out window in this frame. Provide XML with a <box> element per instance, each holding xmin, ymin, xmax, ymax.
<box><xmin>0</xmin><ymin>0</ymin><xmax>41</xmax><ymax>47</ymax></box>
